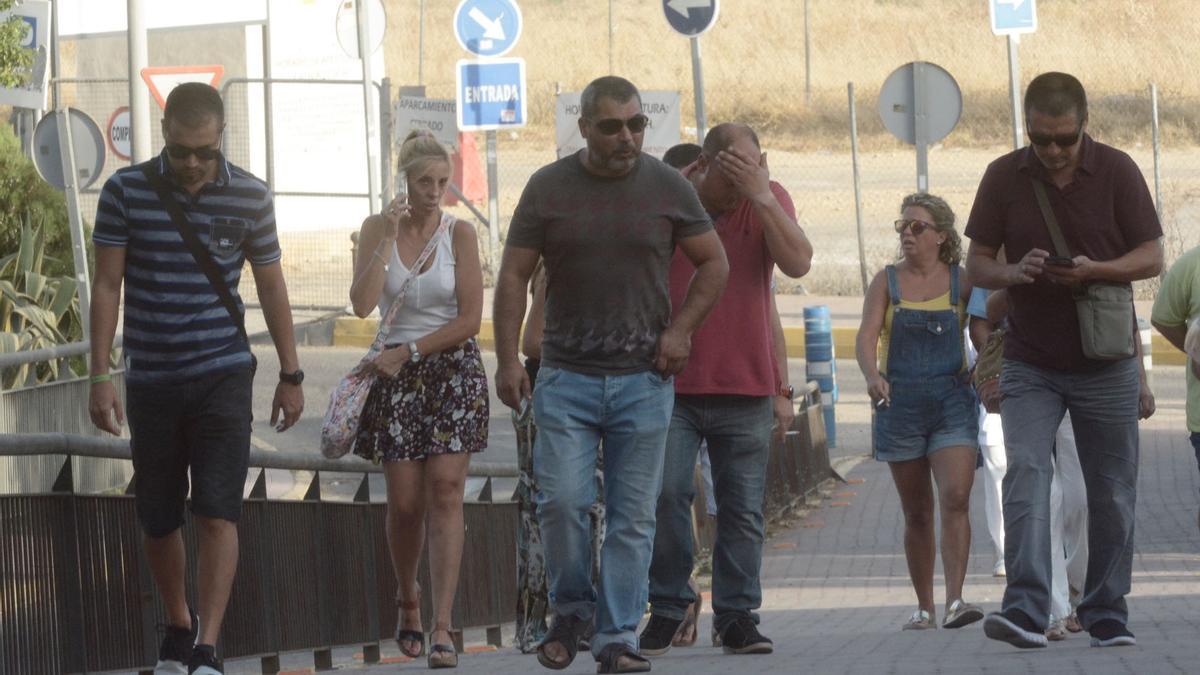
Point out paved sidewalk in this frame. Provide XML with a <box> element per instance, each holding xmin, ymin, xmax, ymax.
<box><xmin>208</xmin><ymin>375</ymin><xmax>1200</xmax><ymax>675</ymax></box>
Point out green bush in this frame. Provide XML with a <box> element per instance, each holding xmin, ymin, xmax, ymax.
<box><xmin>0</xmin><ymin>221</ymin><xmax>85</xmax><ymax>388</ymax></box>
<box><xmin>0</xmin><ymin>123</ymin><xmax>74</xmax><ymax>276</ymax></box>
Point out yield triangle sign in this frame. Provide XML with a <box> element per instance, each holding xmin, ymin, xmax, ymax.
<box><xmin>140</xmin><ymin>65</ymin><xmax>226</xmax><ymax>109</ymax></box>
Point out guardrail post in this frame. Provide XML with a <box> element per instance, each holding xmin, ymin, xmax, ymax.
<box><xmin>356</xmin><ymin>474</ymin><xmax>382</xmax><ymax>663</ymax></box>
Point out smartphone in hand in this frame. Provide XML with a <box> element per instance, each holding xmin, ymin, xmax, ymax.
<box><xmin>1044</xmin><ymin>255</ymin><xmax>1076</xmax><ymax>267</ymax></box>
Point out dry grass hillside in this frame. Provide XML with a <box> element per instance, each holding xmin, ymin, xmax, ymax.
<box><xmin>381</xmin><ymin>0</ymin><xmax>1200</xmax><ymax>149</ymax></box>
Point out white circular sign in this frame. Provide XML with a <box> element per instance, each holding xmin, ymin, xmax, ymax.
<box><xmin>336</xmin><ymin>0</ymin><xmax>386</xmax><ymax>58</ymax></box>
<box><xmin>107</xmin><ymin>107</ymin><xmax>131</xmax><ymax>161</ymax></box>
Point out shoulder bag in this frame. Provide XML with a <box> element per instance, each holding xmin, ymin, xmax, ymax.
<box><xmin>1032</xmin><ymin>179</ymin><xmax>1135</xmax><ymax>361</ymax></box>
<box><xmin>320</xmin><ymin>212</ymin><xmax>453</xmax><ymax>459</ymax></box>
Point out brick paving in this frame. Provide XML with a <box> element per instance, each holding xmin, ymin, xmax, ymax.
<box><xmin>204</xmin><ymin>366</ymin><xmax>1200</xmax><ymax>675</ymax></box>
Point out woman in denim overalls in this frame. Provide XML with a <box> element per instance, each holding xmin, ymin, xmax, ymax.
<box><xmin>856</xmin><ymin>193</ymin><xmax>982</xmax><ymax>631</ymax></box>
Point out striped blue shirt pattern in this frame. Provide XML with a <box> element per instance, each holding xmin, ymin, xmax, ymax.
<box><xmin>93</xmin><ymin>150</ymin><xmax>281</xmax><ymax>383</ymax></box>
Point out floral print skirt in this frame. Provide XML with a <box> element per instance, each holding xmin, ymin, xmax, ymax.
<box><xmin>354</xmin><ymin>338</ymin><xmax>489</xmax><ymax>463</ymax></box>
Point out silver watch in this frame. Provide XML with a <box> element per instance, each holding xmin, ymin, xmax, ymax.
<box><xmin>408</xmin><ymin>341</ymin><xmax>422</xmax><ymax>363</ymax></box>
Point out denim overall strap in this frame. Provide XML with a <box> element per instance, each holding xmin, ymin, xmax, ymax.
<box><xmin>885</xmin><ymin>265</ymin><xmax>901</xmax><ymax>306</ymax></box>
<box><xmin>883</xmin><ymin>267</ymin><xmax>964</xmax><ymax>382</ymax></box>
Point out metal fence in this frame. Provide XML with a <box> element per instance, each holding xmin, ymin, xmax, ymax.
<box><xmin>44</xmin><ymin>3</ymin><xmax>1200</xmax><ymax>309</ymax></box>
<box><xmin>0</xmin><ymin>433</ymin><xmax>518</xmax><ymax>675</ymax></box>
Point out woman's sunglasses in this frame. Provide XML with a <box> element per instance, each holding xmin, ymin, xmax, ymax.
<box><xmin>589</xmin><ymin>114</ymin><xmax>650</xmax><ymax>135</ymax></box>
<box><xmin>165</xmin><ymin>143</ymin><xmax>221</xmax><ymax>161</ymax></box>
<box><xmin>894</xmin><ymin>219</ymin><xmax>935</xmax><ymax>236</ymax></box>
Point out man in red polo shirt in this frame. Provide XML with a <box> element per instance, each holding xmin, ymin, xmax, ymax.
<box><xmin>966</xmin><ymin>72</ymin><xmax>1162</xmax><ymax>650</ymax></box>
<box><xmin>640</xmin><ymin>123</ymin><xmax>813</xmax><ymax>657</ymax></box>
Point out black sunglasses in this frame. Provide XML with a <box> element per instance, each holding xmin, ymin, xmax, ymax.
<box><xmin>589</xmin><ymin>114</ymin><xmax>650</xmax><ymax>135</ymax></box>
<box><xmin>165</xmin><ymin>143</ymin><xmax>221</xmax><ymax>161</ymax></box>
<box><xmin>894</xmin><ymin>219</ymin><xmax>934</xmax><ymax>236</ymax></box>
<box><xmin>1027</xmin><ymin>128</ymin><xmax>1082</xmax><ymax>148</ymax></box>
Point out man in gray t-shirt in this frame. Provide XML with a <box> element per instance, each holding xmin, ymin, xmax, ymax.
<box><xmin>494</xmin><ymin>76</ymin><xmax>727</xmax><ymax>672</ymax></box>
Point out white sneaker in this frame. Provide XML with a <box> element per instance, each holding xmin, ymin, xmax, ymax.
<box><xmin>992</xmin><ymin>560</ymin><xmax>1007</xmax><ymax>577</ymax></box>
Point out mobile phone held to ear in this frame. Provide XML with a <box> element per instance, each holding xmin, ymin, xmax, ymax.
<box><xmin>1044</xmin><ymin>255</ymin><xmax>1076</xmax><ymax>267</ymax></box>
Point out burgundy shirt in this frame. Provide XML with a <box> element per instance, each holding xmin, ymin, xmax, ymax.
<box><xmin>668</xmin><ymin>181</ymin><xmax>793</xmax><ymax>396</ymax></box>
<box><xmin>964</xmin><ymin>134</ymin><xmax>1161</xmax><ymax>371</ymax></box>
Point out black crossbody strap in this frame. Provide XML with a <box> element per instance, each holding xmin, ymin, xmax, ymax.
<box><xmin>1031</xmin><ymin>179</ymin><xmax>1073</xmax><ymax>258</ymax></box>
<box><xmin>140</xmin><ymin>163</ymin><xmax>249</xmax><ymax>346</ymax></box>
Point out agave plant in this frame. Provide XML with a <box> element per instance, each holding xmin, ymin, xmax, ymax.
<box><xmin>0</xmin><ymin>219</ymin><xmax>84</xmax><ymax>389</ymax></box>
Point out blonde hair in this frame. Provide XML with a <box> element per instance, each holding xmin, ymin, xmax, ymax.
<box><xmin>398</xmin><ymin>129</ymin><xmax>451</xmax><ymax>181</ymax></box>
<box><xmin>900</xmin><ymin>192</ymin><xmax>962</xmax><ymax>265</ymax></box>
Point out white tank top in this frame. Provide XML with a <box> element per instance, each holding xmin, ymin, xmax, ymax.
<box><xmin>379</xmin><ymin>217</ymin><xmax>458</xmax><ymax>345</ymax></box>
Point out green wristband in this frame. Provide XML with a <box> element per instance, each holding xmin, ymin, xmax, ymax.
<box><xmin>89</xmin><ymin>373</ymin><xmax>112</xmax><ymax>384</ymax></box>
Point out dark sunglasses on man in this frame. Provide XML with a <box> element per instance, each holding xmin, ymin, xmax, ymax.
<box><xmin>165</xmin><ymin>142</ymin><xmax>222</xmax><ymax>161</ymax></box>
<box><xmin>589</xmin><ymin>114</ymin><xmax>650</xmax><ymax>136</ymax></box>
<box><xmin>1027</xmin><ymin>127</ymin><xmax>1082</xmax><ymax>148</ymax></box>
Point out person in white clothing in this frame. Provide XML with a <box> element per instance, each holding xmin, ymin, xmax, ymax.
<box><xmin>349</xmin><ymin>129</ymin><xmax>488</xmax><ymax>669</ymax></box>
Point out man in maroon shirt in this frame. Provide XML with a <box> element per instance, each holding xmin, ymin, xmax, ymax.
<box><xmin>965</xmin><ymin>72</ymin><xmax>1162</xmax><ymax>650</ymax></box>
<box><xmin>640</xmin><ymin>123</ymin><xmax>813</xmax><ymax>657</ymax></box>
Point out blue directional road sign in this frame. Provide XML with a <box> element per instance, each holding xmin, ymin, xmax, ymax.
<box><xmin>990</xmin><ymin>0</ymin><xmax>1037</xmax><ymax>36</ymax></box>
<box><xmin>454</xmin><ymin>0</ymin><xmax>523</xmax><ymax>57</ymax></box>
<box><xmin>662</xmin><ymin>0</ymin><xmax>719</xmax><ymax>37</ymax></box>
<box><xmin>456</xmin><ymin>58</ymin><xmax>527</xmax><ymax>131</ymax></box>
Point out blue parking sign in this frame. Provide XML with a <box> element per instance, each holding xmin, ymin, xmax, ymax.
<box><xmin>990</xmin><ymin>0</ymin><xmax>1037</xmax><ymax>36</ymax></box>
<box><xmin>454</xmin><ymin>0</ymin><xmax>523</xmax><ymax>57</ymax></box>
<box><xmin>456</xmin><ymin>59</ymin><xmax>527</xmax><ymax>131</ymax></box>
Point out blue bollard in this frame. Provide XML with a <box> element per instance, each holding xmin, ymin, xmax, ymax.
<box><xmin>804</xmin><ymin>305</ymin><xmax>837</xmax><ymax>447</ymax></box>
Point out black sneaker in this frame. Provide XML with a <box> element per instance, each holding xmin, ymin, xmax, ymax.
<box><xmin>983</xmin><ymin>609</ymin><xmax>1047</xmax><ymax>649</ymax></box>
<box><xmin>187</xmin><ymin>644</ymin><xmax>224</xmax><ymax>674</ymax></box>
<box><xmin>1089</xmin><ymin>619</ymin><xmax>1136</xmax><ymax>647</ymax></box>
<box><xmin>639</xmin><ymin>614</ymin><xmax>684</xmax><ymax>657</ymax></box>
<box><xmin>155</xmin><ymin>607</ymin><xmax>198</xmax><ymax>674</ymax></box>
<box><xmin>719</xmin><ymin>617</ymin><xmax>773</xmax><ymax>655</ymax></box>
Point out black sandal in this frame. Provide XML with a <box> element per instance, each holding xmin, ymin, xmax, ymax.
<box><xmin>428</xmin><ymin>627</ymin><xmax>458</xmax><ymax>669</ymax></box>
<box><xmin>536</xmin><ymin>614</ymin><xmax>586</xmax><ymax>670</ymax></box>
<box><xmin>595</xmin><ymin>643</ymin><xmax>651</xmax><ymax>674</ymax></box>
<box><xmin>395</xmin><ymin>591</ymin><xmax>423</xmax><ymax>658</ymax></box>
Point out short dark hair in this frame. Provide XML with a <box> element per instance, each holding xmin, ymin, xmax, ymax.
<box><xmin>701</xmin><ymin>122</ymin><xmax>760</xmax><ymax>157</ymax></box>
<box><xmin>1024</xmin><ymin>72</ymin><xmax>1087</xmax><ymax>124</ymax></box>
<box><xmin>580</xmin><ymin>76</ymin><xmax>640</xmax><ymax>119</ymax></box>
<box><xmin>164</xmin><ymin>82</ymin><xmax>224</xmax><ymax>129</ymax></box>
<box><xmin>662</xmin><ymin>143</ymin><xmax>701</xmax><ymax>169</ymax></box>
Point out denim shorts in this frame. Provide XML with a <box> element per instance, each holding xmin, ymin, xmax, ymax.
<box><xmin>126</xmin><ymin>366</ymin><xmax>253</xmax><ymax>537</ymax></box>
<box><xmin>873</xmin><ymin>375</ymin><xmax>979</xmax><ymax>462</ymax></box>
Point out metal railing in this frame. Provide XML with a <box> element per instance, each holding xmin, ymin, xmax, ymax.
<box><xmin>0</xmin><ymin>433</ymin><xmax>518</xmax><ymax>675</ymax></box>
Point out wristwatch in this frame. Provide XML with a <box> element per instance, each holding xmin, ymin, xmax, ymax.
<box><xmin>279</xmin><ymin>369</ymin><xmax>305</xmax><ymax>385</ymax></box>
<box><xmin>779</xmin><ymin>384</ymin><xmax>795</xmax><ymax>399</ymax></box>
<box><xmin>408</xmin><ymin>341</ymin><xmax>422</xmax><ymax>363</ymax></box>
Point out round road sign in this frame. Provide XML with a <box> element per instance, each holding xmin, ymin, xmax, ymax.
<box><xmin>106</xmin><ymin>106</ymin><xmax>131</xmax><ymax>161</ymax></box>
<box><xmin>663</xmin><ymin>0</ymin><xmax>720</xmax><ymax>37</ymax></box>
<box><xmin>878</xmin><ymin>61</ymin><xmax>962</xmax><ymax>145</ymax></box>
<box><xmin>454</xmin><ymin>0</ymin><xmax>523</xmax><ymax>58</ymax></box>
<box><xmin>33</xmin><ymin>108</ymin><xmax>106</xmax><ymax>191</ymax></box>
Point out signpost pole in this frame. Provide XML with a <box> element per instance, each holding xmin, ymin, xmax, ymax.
<box><xmin>804</xmin><ymin>0</ymin><xmax>812</xmax><ymax>106</ymax></box>
<box><xmin>848</xmin><ymin>82</ymin><xmax>867</xmax><ymax>295</ymax></box>
<box><xmin>356</xmin><ymin>0</ymin><xmax>382</xmax><ymax>215</ymax></box>
<box><xmin>55</xmin><ymin>109</ymin><xmax>91</xmax><ymax>336</ymax></box>
<box><xmin>913</xmin><ymin>62</ymin><xmax>929</xmax><ymax>194</ymax></box>
<box><xmin>127</xmin><ymin>0</ymin><xmax>151</xmax><ymax>163</ymax></box>
<box><xmin>690</xmin><ymin>36</ymin><xmax>707</xmax><ymax>144</ymax></box>
<box><xmin>1006</xmin><ymin>34</ymin><xmax>1023</xmax><ymax>151</ymax></box>
<box><xmin>486</xmin><ymin>130</ymin><xmax>500</xmax><ymax>273</ymax></box>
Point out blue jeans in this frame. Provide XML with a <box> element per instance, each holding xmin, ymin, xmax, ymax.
<box><xmin>532</xmin><ymin>366</ymin><xmax>674</xmax><ymax>655</ymax></box>
<box><xmin>998</xmin><ymin>357</ymin><xmax>1140</xmax><ymax>631</ymax></box>
<box><xmin>648</xmin><ymin>394</ymin><xmax>772</xmax><ymax>633</ymax></box>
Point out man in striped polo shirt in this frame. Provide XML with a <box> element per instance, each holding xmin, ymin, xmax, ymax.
<box><xmin>88</xmin><ymin>83</ymin><xmax>304</xmax><ymax>675</ymax></box>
